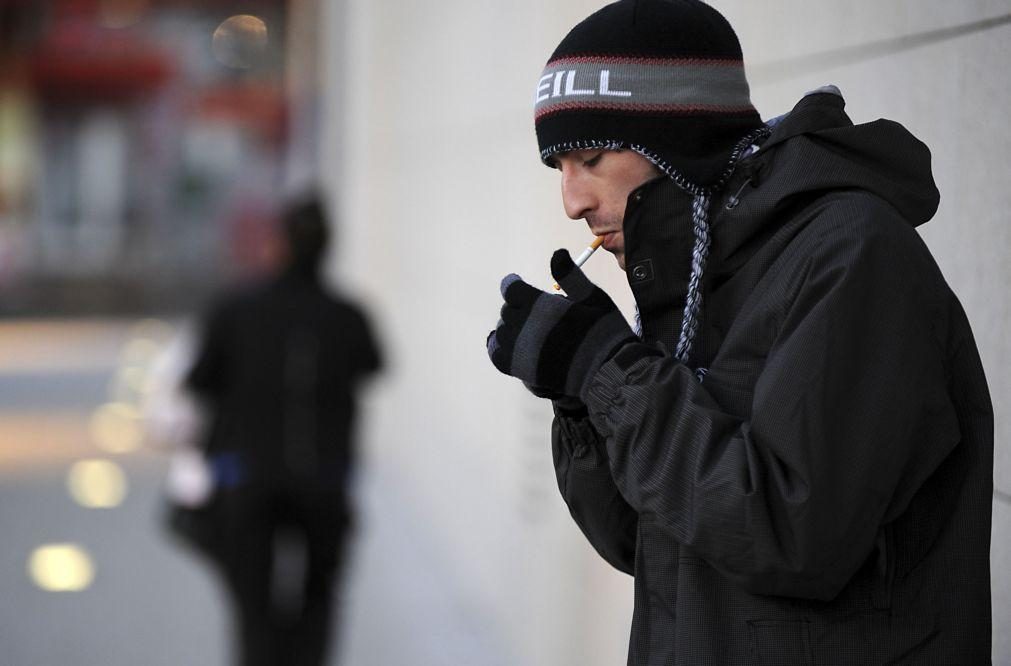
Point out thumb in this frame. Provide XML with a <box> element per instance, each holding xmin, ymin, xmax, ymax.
<box><xmin>550</xmin><ymin>249</ymin><xmax>594</xmax><ymax>301</ymax></box>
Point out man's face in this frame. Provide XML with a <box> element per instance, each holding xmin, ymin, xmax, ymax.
<box><xmin>552</xmin><ymin>149</ymin><xmax>660</xmax><ymax>270</ymax></box>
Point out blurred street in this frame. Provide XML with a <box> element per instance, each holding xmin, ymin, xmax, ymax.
<box><xmin>0</xmin><ymin>2</ymin><xmax>1006</xmax><ymax>663</ymax></box>
<box><xmin>0</xmin><ymin>318</ymin><xmax>503</xmax><ymax>666</ymax></box>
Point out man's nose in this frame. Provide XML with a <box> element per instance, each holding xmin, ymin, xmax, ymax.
<box><xmin>561</xmin><ymin>169</ymin><xmax>595</xmax><ymax>220</ymax></box>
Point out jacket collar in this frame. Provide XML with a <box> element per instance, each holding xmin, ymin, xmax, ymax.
<box><xmin>622</xmin><ymin>175</ymin><xmax>696</xmax><ymax>350</ymax></box>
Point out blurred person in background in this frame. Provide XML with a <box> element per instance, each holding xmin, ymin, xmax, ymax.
<box><xmin>487</xmin><ymin>0</ymin><xmax>993</xmax><ymax>663</ymax></box>
<box><xmin>185</xmin><ymin>194</ymin><xmax>382</xmax><ymax>666</ymax></box>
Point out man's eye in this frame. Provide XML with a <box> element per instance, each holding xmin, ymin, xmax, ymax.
<box><xmin>583</xmin><ymin>153</ymin><xmax>603</xmax><ymax>168</ymax></box>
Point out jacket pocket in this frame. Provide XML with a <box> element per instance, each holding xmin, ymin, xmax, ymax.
<box><xmin>747</xmin><ymin>620</ymin><xmax>813</xmax><ymax>666</ymax></box>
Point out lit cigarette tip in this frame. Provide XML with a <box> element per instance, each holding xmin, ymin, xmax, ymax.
<box><xmin>553</xmin><ymin>236</ymin><xmax>604</xmax><ymax>290</ymax></box>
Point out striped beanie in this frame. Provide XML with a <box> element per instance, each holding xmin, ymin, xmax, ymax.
<box><xmin>534</xmin><ymin>0</ymin><xmax>769</xmax><ymax>362</ymax></box>
<box><xmin>535</xmin><ymin>0</ymin><xmax>763</xmax><ymax>187</ymax></box>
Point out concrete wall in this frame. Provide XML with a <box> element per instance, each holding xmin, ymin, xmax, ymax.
<box><xmin>319</xmin><ymin>1</ymin><xmax>1010</xmax><ymax>663</ymax></box>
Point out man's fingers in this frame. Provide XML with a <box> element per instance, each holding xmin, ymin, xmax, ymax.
<box><xmin>500</xmin><ymin>273</ymin><xmax>544</xmax><ymax>306</ymax></box>
<box><xmin>500</xmin><ymin>303</ymin><xmax>526</xmax><ymax>328</ymax></box>
<box><xmin>550</xmin><ymin>249</ymin><xmax>594</xmax><ymax>301</ymax></box>
<box><xmin>486</xmin><ymin>328</ymin><xmax>505</xmax><ymax>372</ymax></box>
<box><xmin>499</xmin><ymin>273</ymin><xmax>522</xmax><ymax>296</ymax></box>
<box><xmin>550</xmin><ymin>249</ymin><xmax>576</xmax><ymax>279</ymax></box>
<box><xmin>486</xmin><ymin>325</ymin><xmax>513</xmax><ymax>374</ymax></box>
<box><xmin>486</xmin><ymin>329</ymin><xmax>499</xmax><ymax>357</ymax></box>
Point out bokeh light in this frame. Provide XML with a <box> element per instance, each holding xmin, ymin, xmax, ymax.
<box><xmin>127</xmin><ymin>318</ymin><xmax>173</xmax><ymax>345</ymax></box>
<box><xmin>67</xmin><ymin>459</ymin><xmax>128</xmax><ymax>509</ymax></box>
<box><xmin>212</xmin><ymin>15</ymin><xmax>269</xmax><ymax>69</ymax></box>
<box><xmin>28</xmin><ymin>544</ymin><xmax>95</xmax><ymax>592</ymax></box>
<box><xmin>119</xmin><ymin>337</ymin><xmax>162</xmax><ymax>367</ymax></box>
<box><xmin>120</xmin><ymin>364</ymin><xmax>147</xmax><ymax>392</ymax></box>
<box><xmin>89</xmin><ymin>402</ymin><xmax>143</xmax><ymax>453</ymax></box>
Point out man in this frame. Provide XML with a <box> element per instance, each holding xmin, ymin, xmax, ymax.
<box><xmin>187</xmin><ymin>195</ymin><xmax>382</xmax><ymax>666</ymax></box>
<box><xmin>486</xmin><ymin>1</ymin><xmax>993</xmax><ymax>663</ymax></box>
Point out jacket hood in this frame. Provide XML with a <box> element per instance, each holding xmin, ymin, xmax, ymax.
<box><xmin>712</xmin><ymin>89</ymin><xmax>940</xmax><ymax>267</ymax></box>
<box><xmin>622</xmin><ymin>87</ymin><xmax>940</xmax><ymax>356</ymax></box>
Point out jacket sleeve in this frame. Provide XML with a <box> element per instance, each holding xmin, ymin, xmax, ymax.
<box><xmin>350</xmin><ymin>306</ymin><xmax>383</xmax><ymax>378</ymax></box>
<box><xmin>552</xmin><ymin>407</ymin><xmax>638</xmax><ymax>575</ymax></box>
<box><xmin>583</xmin><ymin>211</ymin><xmax>961</xmax><ymax>600</ymax></box>
<box><xmin>185</xmin><ymin>302</ymin><xmax>229</xmax><ymax>398</ymax></box>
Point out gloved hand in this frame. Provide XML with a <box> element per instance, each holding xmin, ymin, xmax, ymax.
<box><xmin>487</xmin><ymin>249</ymin><xmax>638</xmax><ymax>401</ymax></box>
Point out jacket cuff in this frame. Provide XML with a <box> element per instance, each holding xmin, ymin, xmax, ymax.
<box><xmin>552</xmin><ymin>399</ymin><xmax>588</xmax><ymax>419</ymax></box>
<box><xmin>581</xmin><ymin>342</ymin><xmax>664</xmax><ymax>421</ymax></box>
<box><xmin>611</xmin><ymin>342</ymin><xmax>666</xmax><ymax>371</ymax></box>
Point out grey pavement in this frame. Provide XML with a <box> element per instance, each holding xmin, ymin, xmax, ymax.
<box><xmin>0</xmin><ymin>318</ymin><xmax>505</xmax><ymax>666</ymax></box>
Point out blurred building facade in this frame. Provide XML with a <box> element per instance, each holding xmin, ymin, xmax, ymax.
<box><xmin>0</xmin><ymin>0</ymin><xmax>297</xmax><ymax>315</ymax></box>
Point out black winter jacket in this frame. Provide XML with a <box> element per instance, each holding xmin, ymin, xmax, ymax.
<box><xmin>552</xmin><ymin>91</ymin><xmax>993</xmax><ymax>664</ymax></box>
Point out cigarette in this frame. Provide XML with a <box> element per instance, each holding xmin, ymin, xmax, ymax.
<box><xmin>553</xmin><ymin>236</ymin><xmax>604</xmax><ymax>291</ymax></box>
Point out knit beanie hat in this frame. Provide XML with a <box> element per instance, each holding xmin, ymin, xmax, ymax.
<box><xmin>535</xmin><ymin>0</ymin><xmax>764</xmax><ymax>190</ymax></box>
<box><xmin>534</xmin><ymin>0</ymin><xmax>769</xmax><ymax>362</ymax></box>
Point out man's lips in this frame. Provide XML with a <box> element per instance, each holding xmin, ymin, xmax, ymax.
<box><xmin>597</xmin><ymin>231</ymin><xmax>621</xmax><ymax>251</ymax></box>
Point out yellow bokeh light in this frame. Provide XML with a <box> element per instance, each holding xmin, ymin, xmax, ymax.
<box><xmin>67</xmin><ymin>459</ymin><xmax>128</xmax><ymax>509</ymax></box>
<box><xmin>128</xmin><ymin>317</ymin><xmax>173</xmax><ymax>341</ymax></box>
<box><xmin>212</xmin><ymin>14</ymin><xmax>269</xmax><ymax>69</ymax></box>
<box><xmin>28</xmin><ymin>544</ymin><xmax>95</xmax><ymax>592</ymax></box>
<box><xmin>120</xmin><ymin>337</ymin><xmax>162</xmax><ymax>366</ymax></box>
<box><xmin>116</xmin><ymin>363</ymin><xmax>147</xmax><ymax>396</ymax></box>
<box><xmin>89</xmin><ymin>402</ymin><xmax>143</xmax><ymax>453</ymax></box>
